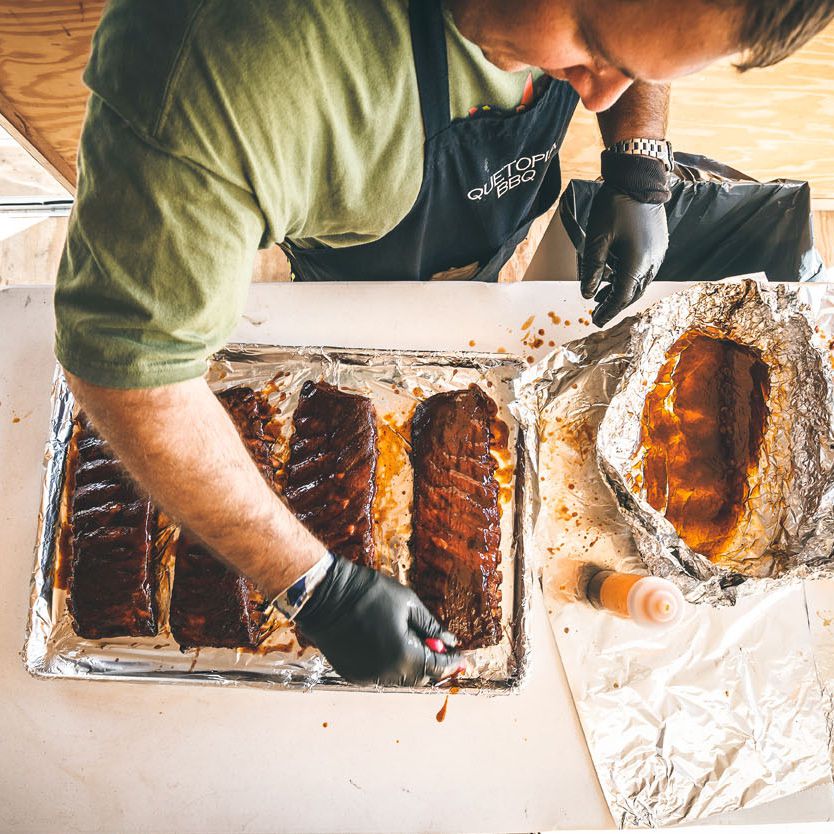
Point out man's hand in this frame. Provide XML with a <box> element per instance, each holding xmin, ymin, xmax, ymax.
<box><xmin>296</xmin><ymin>556</ymin><xmax>462</xmax><ymax>686</ymax></box>
<box><xmin>585</xmin><ymin>81</ymin><xmax>671</xmax><ymax>327</ymax></box>
<box><xmin>580</xmin><ymin>185</ymin><xmax>668</xmax><ymax>327</ymax></box>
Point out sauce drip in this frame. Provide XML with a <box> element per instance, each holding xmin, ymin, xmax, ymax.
<box><xmin>490</xmin><ymin>414</ymin><xmax>514</xmax><ymax>506</ymax></box>
<box><xmin>372</xmin><ymin>411</ymin><xmax>414</xmax><ymax>557</ymax></box>
<box><xmin>54</xmin><ymin>422</ymin><xmax>80</xmax><ymax>591</ymax></box>
<box><xmin>436</xmin><ymin>695</ymin><xmax>449</xmax><ymax>723</ymax></box>
<box><xmin>639</xmin><ymin>330</ymin><xmax>770</xmax><ymax>561</ymax></box>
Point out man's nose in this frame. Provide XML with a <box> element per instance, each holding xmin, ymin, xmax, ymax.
<box><xmin>563</xmin><ymin>66</ymin><xmax>633</xmax><ymax>113</ymax></box>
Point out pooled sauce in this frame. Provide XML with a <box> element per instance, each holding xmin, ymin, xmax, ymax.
<box><xmin>54</xmin><ymin>422</ymin><xmax>80</xmax><ymax>591</ymax></box>
<box><xmin>372</xmin><ymin>410</ymin><xmax>414</xmax><ymax>555</ymax></box>
<box><xmin>490</xmin><ymin>414</ymin><xmax>514</xmax><ymax>506</ymax></box>
<box><xmin>639</xmin><ymin>330</ymin><xmax>770</xmax><ymax>561</ymax></box>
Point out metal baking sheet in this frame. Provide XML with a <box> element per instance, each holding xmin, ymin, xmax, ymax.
<box><xmin>24</xmin><ymin>345</ymin><xmax>534</xmax><ymax>694</ymax></box>
<box><xmin>510</xmin><ymin>279</ymin><xmax>834</xmax><ymax>826</ymax></box>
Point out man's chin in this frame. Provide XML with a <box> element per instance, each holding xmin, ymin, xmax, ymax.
<box><xmin>480</xmin><ymin>47</ymin><xmax>530</xmax><ymax>73</ymax></box>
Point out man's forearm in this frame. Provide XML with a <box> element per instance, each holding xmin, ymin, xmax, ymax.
<box><xmin>65</xmin><ymin>372</ymin><xmax>327</xmax><ymax>597</ymax></box>
<box><xmin>596</xmin><ymin>81</ymin><xmax>670</xmax><ymax>146</ymax></box>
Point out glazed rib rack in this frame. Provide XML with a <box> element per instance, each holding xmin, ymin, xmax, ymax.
<box><xmin>284</xmin><ymin>381</ymin><xmax>379</xmax><ymax>568</ymax></box>
<box><xmin>169</xmin><ymin>386</ymin><xmax>273</xmax><ymax>649</ymax></box>
<box><xmin>409</xmin><ymin>385</ymin><xmax>503</xmax><ymax>649</ymax></box>
<box><xmin>66</xmin><ymin>416</ymin><xmax>159</xmax><ymax>639</ymax></box>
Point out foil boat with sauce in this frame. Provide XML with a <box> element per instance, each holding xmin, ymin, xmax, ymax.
<box><xmin>597</xmin><ymin>279</ymin><xmax>834</xmax><ymax>603</ymax></box>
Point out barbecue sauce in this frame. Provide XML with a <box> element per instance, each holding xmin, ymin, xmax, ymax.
<box><xmin>639</xmin><ymin>330</ymin><xmax>770</xmax><ymax>561</ymax></box>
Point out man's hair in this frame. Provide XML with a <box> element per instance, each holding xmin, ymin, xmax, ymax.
<box><xmin>727</xmin><ymin>0</ymin><xmax>834</xmax><ymax>70</ymax></box>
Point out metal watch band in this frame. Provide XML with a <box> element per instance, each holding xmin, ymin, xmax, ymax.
<box><xmin>269</xmin><ymin>551</ymin><xmax>335</xmax><ymax>621</ymax></box>
<box><xmin>607</xmin><ymin>138</ymin><xmax>673</xmax><ymax>171</ymax></box>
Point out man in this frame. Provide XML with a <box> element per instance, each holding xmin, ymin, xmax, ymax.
<box><xmin>55</xmin><ymin>0</ymin><xmax>834</xmax><ymax>685</ymax></box>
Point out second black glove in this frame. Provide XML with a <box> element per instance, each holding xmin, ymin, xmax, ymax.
<box><xmin>580</xmin><ymin>151</ymin><xmax>671</xmax><ymax>327</ymax></box>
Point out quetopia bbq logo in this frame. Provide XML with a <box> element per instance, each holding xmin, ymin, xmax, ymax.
<box><xmin>466</xmin><ymin>139</ymin><xmax>560</xmax><ymax>202</ymax></box>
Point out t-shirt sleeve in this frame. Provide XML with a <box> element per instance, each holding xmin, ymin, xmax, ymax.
<box><xmin>54</xmin><ymin>94</ymin><xmax>266</xmax><ymax>389</ymax></box>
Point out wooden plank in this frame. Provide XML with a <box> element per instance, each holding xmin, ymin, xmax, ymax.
<box><xmin>0</xmin><ymin>214</ymin><xmax>68</xmax><ymax>285</ymax></box>
<box><xmin>499</xmin><ymin>206</ymin><xmax>557</xmax><ymax>282</ymax></box>
<box><xmin>251</xmin><ymin>246</ymin><xmax>292</xmax><ymax>283</ymax></box>
<box><xmin>561</xmin><ymin>23</ymin><xmax>834</xmax><ymax>209</ymax></box>
<box><xmin>0</xmin><ymin>0</ymin><xmax>106</xmax><ymax>194</ymax></box>
<box><xmin>0</xmin><ymin>217</ymin><xmax>302</xmax><ymax>286</ymax></box>
<box><xmin>814</xmin><ymin>211</ymin><xmax>834</xmax><ymax>270</ymax></box>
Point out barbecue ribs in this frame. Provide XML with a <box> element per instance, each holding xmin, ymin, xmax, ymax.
<box><xmin>284</xmin><ymin>381</ymin><xmax>378</xmax><ymax>568</ymax></box>
<box><xmin>409</xmin><ymin>386</ymin><xmax>502</xmax><ymax>649</ymax></box>
<box><xmin>169</xmin><ymin>386</ymin><xmax>272</xmax><ymax>649</ymax></box>
<box><xmin>66</xmin><ymin>417</ymin><xmax>159</xmax><ymax>639</ymax></box>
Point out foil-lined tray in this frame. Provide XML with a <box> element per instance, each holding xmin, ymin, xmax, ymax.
<box><xmin>510</xmin><ymin>279</ymin><xmax>834</xmax><ymax>827</ymax></box>
<box><xmin>24</xmin><ymin>345</ymin><xmax>534</xmax><ymax>694</ymax></box>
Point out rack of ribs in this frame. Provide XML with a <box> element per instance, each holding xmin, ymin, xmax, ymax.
<box><xmin>168</xmin><ymin>532</ymin><xmax>264</xmax><ymax>649</ymax></box>
<box><xmin>66</xmin><ymin>416</ymin><xmax>159</xmax><ymax>639</ymax></box>
<box><xmin>169</xmin><ymin>386</ymin><xmax>272</xmax><ymax>649</ymax></box>
<box><xmin>284</xmin><ymin>381</ymin><xmax>378</xmax><ymax>568</ymax></box>
<box><xmin>409</xmin><ymin>386</ymin><xmax>502</xmax><ymax>649</ymax></box>
<box><xmin>639</xmin><ymin>329</ymin><xmax>770</xmax><ymax>562</ymax></box>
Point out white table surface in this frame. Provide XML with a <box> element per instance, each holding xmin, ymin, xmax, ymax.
<box><xmin>1</xmin><ymin>281</ymin><xmax>832</xmax><ymax>834</ymax></box>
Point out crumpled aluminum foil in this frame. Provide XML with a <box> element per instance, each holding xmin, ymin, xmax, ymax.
<box><xmin>597</xmin><ymin>279</ymin><xmax>834</xmax><ymax>605</ymax></box>
<box><xmin>510</xmin><ymin>278</ymin><xmax>834</xmax><ymax>828</ymax></box>
<box><xmin>24</xmin><ymin>345</ymin><xmax>534</xmax><ymax>694</ymax></box>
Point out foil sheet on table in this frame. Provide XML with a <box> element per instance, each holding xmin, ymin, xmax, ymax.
<box><xmin>510</xmin><ymin>279</ymin><xmax>834</xmax><ymax>827</ymax></box>
<box><xmin>24</xmin><ymin>345</ymin><xmax>534</xmax><ymax>694</ymax></box>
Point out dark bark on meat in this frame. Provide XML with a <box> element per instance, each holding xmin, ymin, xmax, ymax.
<box><xmin>284</xmin><ymin>381</ymin><xmax>378</xmax><ymax>568</ymax></box>
<box><xmin>409</xmin><ymin>386</ymin><xmax>502</xmax><ymax>649</ymax></box>
<box><xmin>169</xmin><ymin>533</ymin><xmax>264</xmax><ymax>650</ymax></box>
<box><xmin>67</xmin><ymin>417</ymin><xmax>159</xmax><ymax>639</ymax></box>
<box><xmin>169</xmin><ymin>386</ymin><xmax>272</xmax><ymax>650</ymax></box>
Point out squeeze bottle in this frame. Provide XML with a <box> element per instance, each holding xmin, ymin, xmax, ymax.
<box><xmin>584</xmin><ymin>569</ymin><xmax>684</xmax><ymax>627</ymax></box>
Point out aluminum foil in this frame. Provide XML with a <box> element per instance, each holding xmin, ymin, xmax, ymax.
<box><xmin>24</xmin><ymin>345</ymin><xmax>534</xmax><ymax>694</ymax></box>
<box><xmin>510</xmin><ymin>278</ymin><xmax>834</xmax><ymax>827</ymax></box>
<box><xmin>596</xmin><ymin>279</ymin><xmax>834</xmax><ymax>604</ymax></box>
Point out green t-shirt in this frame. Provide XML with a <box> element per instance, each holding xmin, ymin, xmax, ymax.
<box><xmin>55</xmin><ymin>0</ymin><xmax>544</xmax><ymax>388</ymax></box>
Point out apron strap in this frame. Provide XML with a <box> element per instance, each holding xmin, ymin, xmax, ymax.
<box><xmin>408</xmin><ymin>0</ymin><xmax>451</xmax><ymax>140</ymax></box>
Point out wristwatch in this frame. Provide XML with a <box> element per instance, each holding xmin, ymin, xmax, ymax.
<box><xmin>269</xmin><ymin>551</ymin><xmax>335</xmax><ymax>621</ymax></box>
<box><xmin>607</xmin><ymin>138</ymin><xmax>674</xmax><ymax>172</ymax></box>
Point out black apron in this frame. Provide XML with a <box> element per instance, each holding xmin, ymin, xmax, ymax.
<box><xmin>284</xmin><ymin>0</ymin><xmax>579</xmax><ymax>283</ymax></box>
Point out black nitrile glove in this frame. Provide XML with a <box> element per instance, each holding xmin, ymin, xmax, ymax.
<box><xmin>295</xmin><ymin>555</ymin><xmax>462</xmax><ymax>686</ymax></box>
<box><xmin>580</xmin><ymin>151</ymin><xmax>670</xmax><ymax>327</ymax></box>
